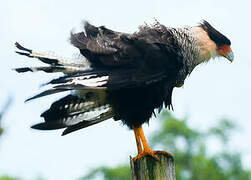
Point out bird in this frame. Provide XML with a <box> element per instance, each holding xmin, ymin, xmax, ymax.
<box><xmin>15</xmin><ymin>20</ymin><xmax>233</xmax><ymax>161</ymax></box>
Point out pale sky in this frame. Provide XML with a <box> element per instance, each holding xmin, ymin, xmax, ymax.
<box><xmin>0</xmin><ymin>0</ymin><xmax>251</xmax><ymax>179</ymax></box>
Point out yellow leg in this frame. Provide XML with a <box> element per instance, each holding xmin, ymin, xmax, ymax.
<box><xmin>138</xmin><ymin>126</ymin><xmax>153</xmax><ymax>152</ymax></box>
<box><xmin>132</xmin><ymin>126</ymin><xmax>172</xmax><ymax>162</ymax></box>
<box><xmin>133</xmin><ymin>126</ymin><xmax>143</xmax><ymax>154</ymax></box>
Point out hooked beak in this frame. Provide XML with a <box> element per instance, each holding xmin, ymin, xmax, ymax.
<box><xmin>218</xmin><ymin>45</ymin><xmax>234</xmax><ymax>63</ymax></box>
<box><xmin>225</xmin><ymin>51</ymin><xmax>234</xmax><ymax>62</ymax></box>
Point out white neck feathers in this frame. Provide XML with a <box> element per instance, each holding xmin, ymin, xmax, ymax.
<box><xmin>191</xmin><ymin>27</ymin><xmax>218</xmax><ymax>63</ymax></box>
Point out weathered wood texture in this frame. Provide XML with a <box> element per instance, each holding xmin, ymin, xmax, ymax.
<box><xmin>130</xmin><ymin>153</ymin><xmax>176</xmax><ymax>180</ymax></box>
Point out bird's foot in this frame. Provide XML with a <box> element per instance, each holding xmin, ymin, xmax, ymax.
<box><xmin>132</xmin><ymin>150</ymin><xmax>173</xmax><ymax>162</ymax></box>
<box><xmin>133</xmin><ymin>149</ymin><xmax>159</xmax><ymax>162</ymax></box>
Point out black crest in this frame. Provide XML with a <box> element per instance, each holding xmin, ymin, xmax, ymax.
<box><xmin>200</xmin><ymin>20</ymin><xmax>231</xmax><ymax>46</ymax></box>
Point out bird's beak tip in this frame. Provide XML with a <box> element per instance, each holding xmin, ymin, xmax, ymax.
<box><xmin>225</xmin><ymin>51</ymin><xmax>234</xmax><ymax>63</ymax></box>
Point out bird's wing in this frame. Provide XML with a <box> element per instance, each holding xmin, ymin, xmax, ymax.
<box><xmin>21</xmin><ymin>67</ymin><xmax>166</xmax><ymax>102</ymax></box>
<box><xmin>70</xmin><ymin>21</ymin><xmax>184</xmax><ymax>68</ymax></box>
<box><xmin>15</xmin><ymin>22</ymin><xmax>184</xmax><ymax>101</ymax></box>
<box><xmin>15</xmin><ymin>22</ymin><xmax>185</xmax><ymax>134</ymax></box>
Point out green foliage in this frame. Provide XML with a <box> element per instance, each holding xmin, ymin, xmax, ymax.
<box><xmin>80</xmin><ymin>165</ymin><xmax>130</xmax><ymax>180</ymax></box>
<box><xmin>0</xmin><ymin>97</ymin><xmax>12</xmax><ymax>137</ymax></box>
<box><xmin>0</xmin><ymin>176</ymin><xmax>20</xmax><ymax>180</ymax></box>
<box><xmin>152</xmin><ymin>111</ymin><xmax>251</xmax><ymax>180</ymax></box>
<box><xmin>0</xmin><ymin>110</ymin><xmax>3</xmax><ymax>136</ymax></box>
<box><xmin>0</xmin><ymin>127</ymin><xmax>3</xmax><ymax>137</ymax></box>
<box><xmin>207</xmin><ymin>119</ymin><xmax>236</xmax><ymax>143</ymax></box>
<box><xmin>0</xmin><ymin>98</ymin><xmax>18</xmax><ymax>180</ymax></box>
<box><xmin>81</xmin><ymin>110</ymin><xmax>251</xmax><ymax>180</ymax></box>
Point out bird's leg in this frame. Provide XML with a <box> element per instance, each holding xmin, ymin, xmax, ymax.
<box><xmin>132</xmin><ymin>126</ymin><xmax>159</xmax><ymax>162</ymax></box>
<box><xmin>132</xmin><ymin>126</ymin><xmax>173</xmax><ymax>162</ymax></box>
<box><xmin>140</xmin><ymin>125</ymin><xmax>173</xmax><ymax>159</ymax></box>
<box><xmin>133</xmin><ymin>125</ymin><xmax>143</xmax><ymax>154</ymax></box>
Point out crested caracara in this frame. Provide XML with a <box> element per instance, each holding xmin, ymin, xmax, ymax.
<box><xmin>15</xmin><ymin>20</ymin><xmax>233</xmax><ymax>161</ymax></box>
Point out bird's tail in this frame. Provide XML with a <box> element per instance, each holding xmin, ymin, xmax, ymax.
<box><xmin>32</xmin><ymin>90</ymin><xmax>113</xmax><ymax>136</ymax></box>
<box><xmin>14</xmin><ymin>42</ymin><xmax>114</xmax><ymax>135</ymax></box>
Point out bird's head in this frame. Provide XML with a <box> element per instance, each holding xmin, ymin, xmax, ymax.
<box><xmin>193</xmin><ymin>20</ymin><xmax>234</xmax><ymax>63</ymax></box>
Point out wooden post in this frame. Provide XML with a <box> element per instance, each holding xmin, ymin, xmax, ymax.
<box><xmin>130</xmin><ymin>152</ymin><xmax>176</xmax><ymax>180</ymax></box>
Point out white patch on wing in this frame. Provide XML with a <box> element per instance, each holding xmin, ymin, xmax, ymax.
<box><xmin>30</xmin><ymin>50</ymin><xmax>88</xmax><ymax>67</ymax></box>
<box><xmin>71</xmin><ymin>76</ymin><xmax>109</xmax><ymax>87</ymax></box>
<box><xmin>62</xmin><ymin>106</ymin><xmax>110</xmax><ymax>126</ymax></box>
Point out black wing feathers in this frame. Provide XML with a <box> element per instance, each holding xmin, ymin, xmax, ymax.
<box><xmin>16</xmin><ymin>21</ymin><xmax>184</xmax><ymax>134</ymax></box>
<box><xmin>15</xmin><ymin>42</ymin><xmax>60</xmax><ymax>65</ymax></box>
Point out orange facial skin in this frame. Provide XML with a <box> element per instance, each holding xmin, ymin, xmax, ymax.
<box><xmin>217</xmin><ymin>45</ymin><xmax>234</xmax><ymax>62</ymax></box>
<box><xmin>217</xmin><ymin>45</ymin><xmax>232</xmax><ymax>57</ymax></box>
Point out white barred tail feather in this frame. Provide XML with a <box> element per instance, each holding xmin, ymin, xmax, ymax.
<box><xmin>15</xmin><ymin>42</ymin><xmax>116</xmax><ymax>134</ymax></box>
<box><xmin>15</xmin><ymin>42</ymin><xmax>88</xmax><ymax>74</ymax></box>
<box><xmin>31</xmin><ymin>92</ymin><xmax>113</xmax><ymax>135</ymax></box>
